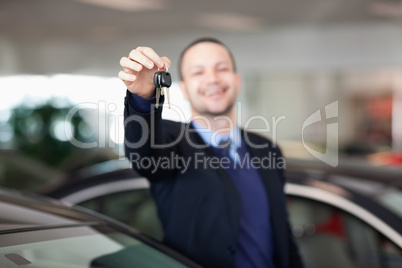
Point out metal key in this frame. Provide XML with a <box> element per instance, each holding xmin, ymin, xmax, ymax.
<box><xmin>153</xmin><ymin>70</ymin><xmax>172</xmax><ymax>109</ymax></box>
<box><xmin>155</xmin><ymin>86</ymin><xmax>161</xmax><ymax>109</ymax></box>
<box><xmin>153</xmin><ymin>71</ymin><xmax>162</xmax><ymax>109</ymax></box>
<box><xmin>165</xmin><ymin>87</ymin><xmax>170</xmax><ymax>108</ymax></box>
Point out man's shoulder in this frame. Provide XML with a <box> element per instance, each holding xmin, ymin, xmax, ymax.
<box><xmin>162</xmin><ymin>119</ymin><xmax>188</xmax><ymax>128</ymax></box>
<box><xmin>241</xmin><ymin>129</ymin><xmax>275</xmax><ymax>145</ymax></box>
<box><xmin>241</xmin><ymin>128</ymin><xmax>285</xmax><ymax>154</ymax></box>
<box><xmin>161</xmin><ymin>119</ymin><xmax>191</xmax><ymax>134</ymax></box>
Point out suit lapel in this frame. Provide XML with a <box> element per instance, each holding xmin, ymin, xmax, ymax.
<box><xmin>242</xmin><ymin>129</ymin><xmax>288</xmax><ymax>266</ymax></box>
<box><xmin>188</xmin><ymin>123</ymin><xmax>241</xmax><ymax>232</ymax></box>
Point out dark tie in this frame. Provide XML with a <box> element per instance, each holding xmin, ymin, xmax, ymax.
<box><xmin>218</xmin><ymin>139</ymin><xmax>231</xmax><ymax>156</ymax></box>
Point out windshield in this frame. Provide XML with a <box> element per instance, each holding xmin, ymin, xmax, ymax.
<box><xmin>0</xmin><ymin>225</ymin><xmax>189</xmax><ymax>268</ymax></box>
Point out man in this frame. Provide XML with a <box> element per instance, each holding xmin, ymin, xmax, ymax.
<box><xmin>120</xmin><ymin>38</ymin><xmax>304</xmax><ymax>268</ymax></box>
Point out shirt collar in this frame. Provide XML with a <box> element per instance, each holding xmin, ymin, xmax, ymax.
<box><xmin>191</xmin><ymin>121</ymin><xmax>241</xmax><ymax>150</ymax></box>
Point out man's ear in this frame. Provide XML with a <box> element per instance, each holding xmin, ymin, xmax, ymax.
<box><xmin>179</xmin><ymin>81</ymin><xmax>189</xmax><ymax>100</ymax></box>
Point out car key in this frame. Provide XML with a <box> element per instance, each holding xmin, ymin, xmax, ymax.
<box><xmin>153</xmin><ymin>72</ymin><xmax>162</xmax><ymax>109</ymax></box>
<box><xmin>161</xmin><ymin>71</ymin><xmax>172</xmax><ymax>108</ymax></box>
<box><xmin>153</xmin><ymin>70</ymin><xmax>172</xmax><ymax>109</ymax></box>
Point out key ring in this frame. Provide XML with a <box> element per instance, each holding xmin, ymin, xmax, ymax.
<box><xmin>157</xmin><ymin>67</ymin><xmax>169</xmax><ymax>72</ymax></box>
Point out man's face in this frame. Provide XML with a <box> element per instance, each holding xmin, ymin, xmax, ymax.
<box><xmin>179</xmin><ymin>42</ymin><xmax>241</xmax><ymax>118</ymax></box>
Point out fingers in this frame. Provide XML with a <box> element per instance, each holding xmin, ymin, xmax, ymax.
<box><xmin>118</xmin><ymin>70</ymin><xmax>136</xmax><ymax>82</ymax></box>
<box><xmin>118</xmin><ymin>46</ymin><xmax>172</xmax><ymax>94</ymax></box>
<box><xmin>160</xmin><ymin>56</ymin><xmax>171</xmax><ymax>70</ymax></box>
<box><xmin>120</xmin><ymin>57</ymin><xmax>142</xmax><ymax>73</ymax></box>
<box><xmin>120</xmin><ymin>47</ymin><xmax>171</xmax><ymax>74</ymax></box>
<box><xmin>130</xmin><ymin>47</ymin><xmax>165</xmax><ymax>70</ymax></box>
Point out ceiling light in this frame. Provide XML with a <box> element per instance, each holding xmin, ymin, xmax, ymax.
<box><xmin>369</xmin><ymin>1</ymin><xmax>402</xmax><ymax>19</ymax></box>
<box><xmin>194</xmin><ymin>12</ymin><xmax>265</xmax><ymax>33</ymax></box>
<box><xmin>75</xmin><ymin>0</ymin><xmax>165</xmax><ymax>12</ymax></box>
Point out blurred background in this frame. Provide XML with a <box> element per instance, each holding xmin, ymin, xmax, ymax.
<box><xmin>1</xmin><ymin>0</ymin><xmax>402</xmax><ymax>191</ymax></box>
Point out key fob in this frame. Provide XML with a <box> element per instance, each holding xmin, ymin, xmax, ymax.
<box><xmin>153</xmin><ymin>71</ymin><xmax>163</xmax><ymax>88</ymax></box>
<box><xmin>160</xmin><ymin>72</ymin><xmax>172</xmax><ymax>87</ymax></box>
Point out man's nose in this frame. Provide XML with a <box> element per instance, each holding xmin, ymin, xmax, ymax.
<box><xmin>206</xmin><ymin>69</ymin><xmax>219</xmax><ymax>83</ymax></box>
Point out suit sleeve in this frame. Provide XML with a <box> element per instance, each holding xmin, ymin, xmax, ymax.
<box><xmin>124</xmin><ymin>90</ymin><xmax>179</xmax><ymax>181</ymax></box>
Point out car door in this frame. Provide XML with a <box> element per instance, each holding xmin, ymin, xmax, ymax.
<box><xmin>286</xmin><ymin>183</ymin><xmax>402</xmax><ymax>268</ymax></box>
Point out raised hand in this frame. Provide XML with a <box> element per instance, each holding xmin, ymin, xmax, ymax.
<box><xmin>119</xmin><ymin>47</ymin><xmax>171</xmax><ymax>98</ymax></box>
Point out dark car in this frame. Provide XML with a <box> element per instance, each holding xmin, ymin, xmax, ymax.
<box><xmin>42</xmin><ymin>158</ymin><xmax>402</xmax><ymax>268</ymax></box>
<box><xmin>0</xmin><ymin>187</ymin><xmax>202</xmax><ymax>268</ymax></box>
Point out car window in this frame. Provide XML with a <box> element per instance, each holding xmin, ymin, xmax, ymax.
<box><xmin>287</xmin><ymin>196</ymin><xmax>402</xmax><ymax>268</ymax></box>
<box><xmin>77</xmin><ymin>189</ymin><xmax>164</xmax><ymax>241</ymax></box>
<box><xmin>0</xmin><ymin>225</ymin><xmax>187</xmax><ymax>268</ymax></box>
<box><xmin>377</xmin><ymin>190</ymin><xmax>402</xmax><ymax>219</ymax></box>
<box><xmin>326</xmin><ymin>174</ymin><xmax>402</xmax><ymax>220</ymax></box>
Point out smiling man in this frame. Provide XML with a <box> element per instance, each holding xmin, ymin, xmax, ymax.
<box><xmin>179</xmin><ymin>40</ymin><xmax>240</xmax><ymax>126</ymax></box>
<box><xmin>120</xmin><ymin>37</ymin><xmax>304</xmax><ymax>268</ymax></box>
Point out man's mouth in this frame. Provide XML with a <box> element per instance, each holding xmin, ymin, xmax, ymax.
<box><xmin>202</xmin><ymin>86</ymin><xmax>227</xmax><ymax>97</ymax></box>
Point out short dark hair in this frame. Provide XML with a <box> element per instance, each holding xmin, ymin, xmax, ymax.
<box><xmin>178</xmin><ymin>37</ymin><xmax>237</xmax><ymax>81</ymax></box>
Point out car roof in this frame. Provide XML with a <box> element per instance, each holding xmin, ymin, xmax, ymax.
<box><xmin>286</xmin><ymin>158</ymin><xmax>402</xmax><ymax>188</ymax></box>
<box><xmin>285</xmin><ymin>161</ymin><xmax>402</xmax><ymax>238</ymax></box>
<box><xmin>36</xmin><ymin>157</ymin><xmax>402</xmax><ymax>249</ymax></box>
<box><xmin>43</xmin><ymin>157</ymin><xmax>402</xmax><ymax>209</ymax></box>
<box><xmin>0</xmin><ymin>187</ymin><xmax>101</xmax><ymax>233</ymax></box>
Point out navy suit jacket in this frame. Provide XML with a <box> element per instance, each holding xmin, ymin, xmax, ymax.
<box><xmin>124</xmin><ymin>91</ymin><xmax>304</xmax><ymax>268</ymax></box>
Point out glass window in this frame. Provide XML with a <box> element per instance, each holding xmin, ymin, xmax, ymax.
<box><xmin>0</xmin><ymin>226</ymin><xmax>187</xmax><ymax>268</ymax></box>
<box><xmin>287</xmin><ymin>196</ymin><xmax>402</xmax><ymax>268</ymax></box>
<box><xmin>77</xmin><ymin>189</ymin><xmax>164</xmax><ymax>241</ymax></box>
